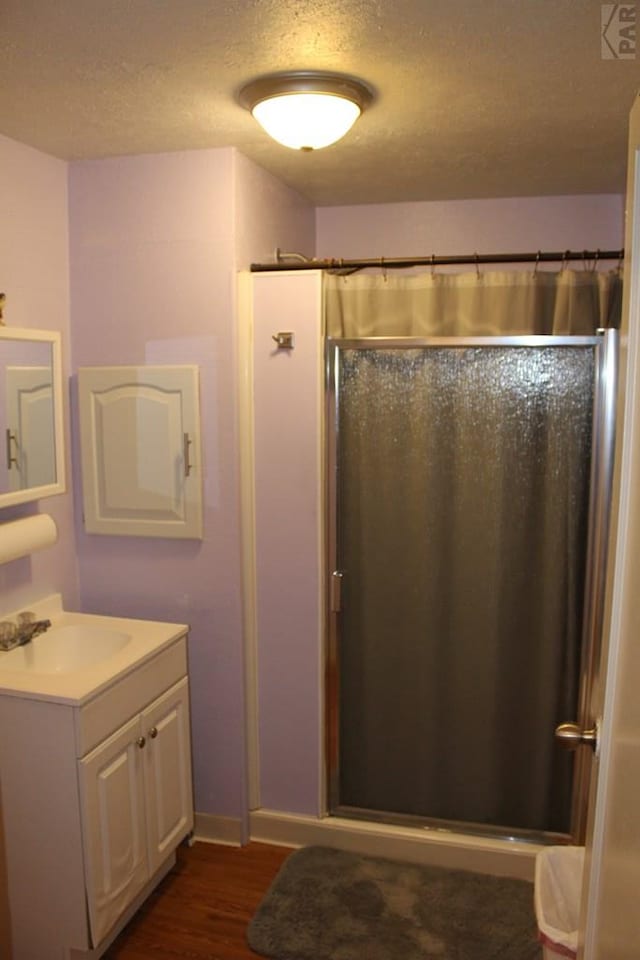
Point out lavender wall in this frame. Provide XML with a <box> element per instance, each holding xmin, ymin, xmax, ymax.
<box><xmin>234</xmin><ymin>151</ymin><xmax>315</xmax><ymax>268</ymax></box>
<box><xmin>69</xmin><ymin>148</ymin><xmax>315</xmax><ymax>828</ymax></box>
<box><xmin>0</xmin><ymin>133</ymin><xmax>77</xmax><ymax>960</ymax></box>
<box><xmin>316</xmin><ymin>194</ymin><xmax>624</xmax><ymax>261</ymax></box>
<box><xmin>0</xmin><ymin>134</ymin><xmax>78</xmax><ymax>617</ymax></box>
<box><xmin>252</xmin><ymin>272</ymin><xmax>323</xmax><ymax>815</ymax></box>
<box><xmin>69</xmin><ymin>148</ymin><xmax>245</xmax><ymax>820</ymax></box>
<box><xmin>233</xmin><ymin>156</ymin><xmax>317</xmax><ymax>816</ymax></box>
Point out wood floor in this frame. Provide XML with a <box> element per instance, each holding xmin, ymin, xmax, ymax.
<box><xmin>104</xmin><ymin>842</ymin><xmax>292</xmax><ymax>960</ymax></box>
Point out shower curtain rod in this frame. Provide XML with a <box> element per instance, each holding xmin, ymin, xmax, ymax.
<box><xmin>250</xmin><ymin>247</ymin><xmax>624</xmax><ymax>273</ymax></box>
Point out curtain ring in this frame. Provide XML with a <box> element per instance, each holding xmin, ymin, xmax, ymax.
<box><xmin>430</xmin><ymin>253</ymin><xmax>436</xmax><ymax>277</ymax></box>
<box><xmin>561</xmin><ymin>250</ymin><xmax>570</xmax><ymax>272</ymax></box>
<box><xmin>534</xmin><ymin>251</ymin><xmax>541</xmax><ymax>276</ymax></box>
<box><xmin>582</xmin><ymin>250</ymin><xmax>595</xmax><ymax>273</ymax></box>
<box><xmin>585</xmin><ymin>249</ymin><xmax>598</xmax><ymax>273</ymax></box>
<box><xmin>475</xmin><ymin>253</ymin><xmax>481</xmax><ymax>279</ymax></box>
<box><xmin>380</xmin><ymin>256</ymin><xmax>387</xmax><ymax>282</ymax></box>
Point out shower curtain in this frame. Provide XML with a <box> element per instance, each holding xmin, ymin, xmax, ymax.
<box><xmin>325</xmin><ymin>267</ymin><xmax>622</xmax><ymax>337</ymax></box>
<box><xmin>327</xmin><ymin>268</ymin><xmax>622</xmax><ymax>836</ymax></box>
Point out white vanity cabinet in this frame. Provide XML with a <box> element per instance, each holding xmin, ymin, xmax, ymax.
<box><xmin>79</xmin><ymin>676</ymin><xmax>192</xmax><ymax>946</ymax></box>
<box><xmin>80</xmin><ymin>713</ymin><xmax>150</xmax><ymax>944</ymax></box>
<box><xmin>0</xmin><ymin>631</ymin><xmax>193</xmax><ymax>959</ymax></box>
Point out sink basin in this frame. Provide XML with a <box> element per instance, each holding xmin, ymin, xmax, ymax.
<box><xmin>0</xmin><ymin>625</ymin><xmax>131</xmax><ymax>674</ymax></box>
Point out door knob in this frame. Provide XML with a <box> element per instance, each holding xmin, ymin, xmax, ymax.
<box><xmin>555</xmin><ymin>721</ymin><xmax>599</xmax><ymax>752</ymax></box>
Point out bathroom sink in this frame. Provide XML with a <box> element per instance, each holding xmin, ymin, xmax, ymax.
<box><xmin>1</xmin><ymin>625</ymin><xmax>131</xmax><ymax>674</ymax></box>
<box><xmin>0</xmin><ymin>594</ymin><xmax>188</xmax><ymax>702</ymax></box>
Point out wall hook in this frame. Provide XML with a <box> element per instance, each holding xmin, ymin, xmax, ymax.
<box><xmin>272</xmin><ymin>332</ymin><xmax>295</xmax><ymax>350</ymax></box>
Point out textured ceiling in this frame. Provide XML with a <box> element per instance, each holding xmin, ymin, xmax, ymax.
<box><xmin>0</xmin><ymin>0</ymin><xmax>638</xmax><ymax>205</ymax></box>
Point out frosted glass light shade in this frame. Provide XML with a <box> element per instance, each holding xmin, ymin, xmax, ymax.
<box><xmin>252</xmin><ymin>93</ymin><xmax>361</xmax><ymax>151</ymax></box>
<box><xmin>239</xmin><ymin>72</ymin><xmax>373</xmax><ymax>151</ymax></box>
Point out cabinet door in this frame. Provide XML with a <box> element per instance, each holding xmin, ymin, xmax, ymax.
<box><xmin>78</xmin><ymin>715</ymin><xmax>148</xmax><ymax>947</ymax></box>
<box><xmin>78</xmin><ymin>365</ymin><xmax>203</xmax><ymax>539</ymax></box>
<box><xmin>6</xmin><ymin>366</ymin><xmax>55</xmax><ymax>491</ymax></box>
<box><xmin>142</xmin><ymin>677</ymin><xmax>194</xmax><ymax>876</ymax></box>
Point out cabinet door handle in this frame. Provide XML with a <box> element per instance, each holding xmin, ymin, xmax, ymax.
<box><xmin>136</xmin><ymin>736</ymin><xmax>146</xmax><ymax>749</ymax></box>
<box><xmin>149</xmin><ymin>726</ymin><xmax>158</xmax><ymax>739</ymax></box>
<box><xmin>183</xmin><ymin>433</ymin><xmax>192</xmax><ymax>477</ymax></box>
<box><xmin>5</xmin><ymin>429</ymin><xmax>18</xmax><ymax>469</ymax></box>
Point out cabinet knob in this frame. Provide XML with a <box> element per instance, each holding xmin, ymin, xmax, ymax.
<box><xmin>136</xmin><ymin>736</ymin><xmax>146</xmax><ymax>749</ymax></box>
<box><xmin>149</xmin><ymin>726</ymin><xmax>158</xmax><ymax>739</ymax></box>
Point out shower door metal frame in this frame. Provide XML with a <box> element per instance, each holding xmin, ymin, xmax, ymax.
<box><xmin>326</xmin><ymin>332</ymin><xmax>618</xmax><ymax>845</ymax></box>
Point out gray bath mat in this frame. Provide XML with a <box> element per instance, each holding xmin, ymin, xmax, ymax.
<box><xmin>247</xmin><ymin>845</ymin><xmax>541</xmax><ymax>960</ymax></box>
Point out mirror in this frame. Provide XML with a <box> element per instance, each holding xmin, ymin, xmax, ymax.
<box><xmin>0</xmin><ymin>328</ymin><xmax>66</xmax><ymax>507</ymax></box>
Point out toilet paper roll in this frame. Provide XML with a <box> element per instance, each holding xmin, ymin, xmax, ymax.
<box><xmin>0</xmin><ymin>514</ymin><xmax>58</xmax><ymax>565</ymax></box>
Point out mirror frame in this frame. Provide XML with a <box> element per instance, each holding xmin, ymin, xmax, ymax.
<box><xmin>0</xmin><ymin>327</ymin><xmax>66</xmax><ymax>508</ymax></box>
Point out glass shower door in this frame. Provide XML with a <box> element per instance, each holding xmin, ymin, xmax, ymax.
<box><xmin>327</xmin><ymin>335</ymin><xmax>613</xmax><ymax>841</ymax></box>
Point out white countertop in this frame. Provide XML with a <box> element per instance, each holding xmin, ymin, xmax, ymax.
<box><xmin>0</xmin><ymin>594</ymin><xmax>188</xmax><ymax>705</ymax></box>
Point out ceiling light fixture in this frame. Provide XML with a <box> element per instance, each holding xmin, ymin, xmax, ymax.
<box><xmin>239</xmin><ymin>71</ymin><xmax>373</xmax><ymax>151</ymax></box>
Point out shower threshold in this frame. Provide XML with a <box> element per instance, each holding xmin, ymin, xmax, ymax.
<box><xmin>332</xmin><ymin>804</ymin><xmax>571</xmax><ymax>847</ymax></box>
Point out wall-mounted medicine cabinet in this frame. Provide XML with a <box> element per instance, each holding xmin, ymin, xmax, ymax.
<box><xmin>0</xmin><ymin>327</ymin><xmax>66</xmax><ymax>508</ymax></box>
<box><xmin>78</xmin><ymin>365</ymin><xmax>203</xmax><ymax>539</ymax></box>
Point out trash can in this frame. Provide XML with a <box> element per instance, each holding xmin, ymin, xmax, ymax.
<box><xmin>534</xmin><ymin>846</ymin><xmax>585</xmax><ymax>959</ymax></box>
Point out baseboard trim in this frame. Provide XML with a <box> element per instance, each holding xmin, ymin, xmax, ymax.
<box><xmin>249</xmin><ymin>810</ymin><xmax>540</xmax><ymax>880</ymax></box>
<box><xmin>194</xmin><ymin>813</ymin><xmax>243</xmax><ymax>846</ymax></box>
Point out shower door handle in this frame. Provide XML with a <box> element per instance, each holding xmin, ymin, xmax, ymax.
<box><xmin>330</xmin><ymin>571</ymin><xmax>344</xmax><ymax>612</ymax></box>
<box><xmin>555</xmin><ymin>720</ymin><xmax>599</xmax><ymax>753</ymax></box>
